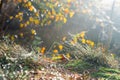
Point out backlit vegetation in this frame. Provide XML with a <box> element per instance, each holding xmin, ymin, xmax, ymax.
<box><xmin>0</xmin><ymin>0</ymin><xmax>120</xmax><ymax>80</ymax></box>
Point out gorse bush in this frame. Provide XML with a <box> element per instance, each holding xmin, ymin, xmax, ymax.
<box><xmin>0</xmin><ymin>0</ymin><xmax>75</xmax><ymax>40</ymax></box>
<box><xmin>58</xmin><ymin>32</ymin><xmax>119</xmax><ymax>69</ymax></box>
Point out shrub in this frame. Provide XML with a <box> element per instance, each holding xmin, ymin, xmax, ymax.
<box><xmin>0</xmin><ymin>0</ymin><xmax>75</xmax><ymax>38</ymax></box>
<box><xmin>61</xmin><ymin>32</ymin><xmax>119</xmax><ymax>69</ymax></box>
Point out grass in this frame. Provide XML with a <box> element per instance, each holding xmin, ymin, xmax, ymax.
<box><xmin>65</xmin><ymin>60</ymin><xmax>93</xmax><ymax>73</ymax></box>
<box><xmin>92</xmin><ymin>67</ymin><xmax>120</xmax><ymax>80</ymax></box>
<box><xmin>0</xmin><ymin>35</ymin><xmax>120</xmax><ymax>80</ymax></box>
<box><xmin>65</xmin><ymin>60</ymin><xmax>120</xmax><ymax>80</ymax></box>
<box><xmin>0</xmin><ymin>40</ymin><xmax>43</xmax><ymax>79</ymax></box>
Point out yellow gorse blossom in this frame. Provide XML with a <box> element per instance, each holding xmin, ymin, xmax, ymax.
<box><xmin>19</xmin><ymin>33</ymin><xmax>24</xmax><ymax>37</ymax></box>
<box><xmin>59</xmin><ymin>44</ymin><xmax>63</xmax><ymax>50</ymax></box>
<box><xmin>52</xmin><ymin>9</ymin><xmax>56</xmax><ymax>15</ymax></box>
<box><xmin>34</xmin><ymin>19</ymin><xmax>40</xmax><ymax>25</ymax></box>
<box><xmin>10</xmin><ymin>35</ymin><xmax>15</xmax><ymax>41</ymax></box>
<box><xmin>79</xmin><ymin>31</ymin><xmax>86</xmax><ymax>38</ymax></box>
<box><xmin>90</xmin><ymin>41</ymin><xmax>94</xmax><ymax>47</ymax></box>
<box><xmin>29</xmin><ymin>17</ymin><xmax>34</xmax><ymax>22</ymax></box>
<box><xmin>15</xmin><ymin>15</ymin><xmax>19</xmax><ymax>18</ymax></box>
<box><xmin>69</xmin><ymin>11</ymin><xmax>75</xmax><ymax>18</ymax></box>
<box><xmin>55</xmin><ymin>15</ymin><xmax>59</xmax><ymax>22</ymax></box>
<box><xmin>86</xmin><ymin>40</ymin><xmax>91</xmax><ymax>44</ymax></box>
<box><xmin>53</xmin><ymin>49</ymin><xmax>58</xmax><ymax>53</ymax></box>
<box><xmin>19</xmin><ymin>16</ymin><xmax>23</xmax><ymax>21</ymax></box>
<box><xmin>52</xmin><ymin>55</ymin><xmax>62</xmax><ymax>61</ymax></box>
<box><xmin>35</xmin><ymin>12</ymin><xmax>39</xmax><ymax>17</ymax></box>
<box><xmin>26</xmin><ymin>21</ymin><xmax>30</xmax><ymax>25</ymax></box>
<box><xmin>81</xmin><ymin>38</ymin><xmax>86</xmax><ymax>44</ymax></box>
<box><xmin>27</xmin><ymin>1</ymin><xmax>32</xmax><ymax>6</ymax></box>
<box><xmin>66</xmin><ymin>53</ymin><xmax>71</xmax><ymax>59</ymax></box>
<box><xmin>31</xmin><ymin>29</ymin><xmax>36</xmax><ymax>35</ymax></box>
<box><xmin>64</xmin><ymin>8</ymin><xmax>69</xmax><ymax>14</ymax></box>
<box><xmin>18</xmin><ymin>12</ymin><xmax>23</xmax><ymax>16</ymax></box>
<box><xmin>63</xmin><ymin>17</ymin><xmax>67</xmax><ymax>23</ymax></box>
<box><xmin>50</xmin><ymin>15</ymin><xmax>55</xmax><ymax>19</ymax></box>
<box><xmin>47</xmin><ymin>20</ymin><xmax>51</xmax><ymax>25</ymax></box>
<box><xmin>40</xmin><ymin>47</ymin><xmax>46</xmax><ymax>54</ymax></box>
<box><xmin>10</xmin><ymin>16</ymin><xmax>13</xmax><ymax>20</ymax></box>
<box><xmin>20</xmin><ymin>23</ymin><xmax>24</xmax><ymax>28</ymax></box>
<box><xmin>29</xmin><ymin>6</ymin><xmax>34</xmax><ymax>11</ymax></box>
<box><xmin>86</xmin><ymin>40</ymin><xmax>95</xmax><ymax>47</ymax></box>
<box><xmin>18</xmin><ymin>0</ymin><xmax>22</xmax><ymax>3</ymax></box>
<box><xmin>70</xmin><ymin>40</ymin><xmax>76</xmax><ymax>45</ymax></box>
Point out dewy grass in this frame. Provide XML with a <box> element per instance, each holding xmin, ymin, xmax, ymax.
<box><xmin>65</xmin><ymin>60</ymin><xmax>93</xmax><ymax>73</ymax></box>
<box><xmin>91</xmin><ymin>67</ymin><xmax>120</xmax><ymax>80</ymax></box>
<box><xmin>0</xmin><ymin>40</ymin><xmax>42</xmax><ymax>80</ymax></box>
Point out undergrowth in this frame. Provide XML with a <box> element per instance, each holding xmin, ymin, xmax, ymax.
<box><xmin>92</xmin><ymin>67</ymin><xmax>120</xmax><ymax>80</ymax></box>
<box><xmin>0</xmin><ymin>38</ymin><xmax>42</xmax><ymax>80</ymax></box>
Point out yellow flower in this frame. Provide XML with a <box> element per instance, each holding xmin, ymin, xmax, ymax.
<box><xmin>79</xmin><ymin>31</ymin><xmax>86</xmax><ymax>38</ymax></box>
<box><xmin>50</xmin><ymin>15</ymin><xmax>55</xmax><ymax>19</ymax></box>
<box><xmin>86</xmin><ymin>40</ymin><xmax>91</xmax><ymax>44</ymax></box>
<box><xmin>34</xmin><ymin>19</ymin><xmax>40</xmax><ymax>25</ymax></box>
<box><xmin>20</xmin><ymin>23</ymin><xmax>24</xmax><ymax>28</ymax></box>
<box><xmin>63</xmin><ymin>17</ymin><xmax>67</xmax><ymax>23</ymax></box>
<box><xmin>60</xmin><ymin>16</ymin><xmax>63</xmax><ymax>21</ymax></box>
<box><xmin>26</xmin><ymin>21</ymin><xmax>30</xmax><ymax>25</ymax></box>
<box><xmin>27</xmin><ymin>1</ymin><xmax>32</xmax><ymax>7</ymax></box>
<box><xmin>35</xmin><ymin>12</ymin><xmax>39</xmax><ymax>17</ymax></box>
<box><xmin>81</xmin><ymin>39</ymin><xmax>86</xmax><ymax>44</ymax></box>
<box><xmin>10</xmin><ymin>35</ymin><xmax>15</xmax><ymax>41</ymax></box>
<box><xmin>48</xmin><ymin>11</ymin><xmax>51</xmax><ymax>15</ymax></box>
<box><xmin>66</xmin><ymin>53</ymin><xmax>71</xmax><ymax>59</ymax></box>
<box><xmin>15</xmin><ymin>15</ymin><xmax>19</xmax><ymax>18</ymax></box>
<box><xmin>59</xmin><ymin>44</ymin><xmax>63</xmax><ymax>50</ymax></box>
<box><xmin>43</xmin><ymin>47</ymin><xmax>46</xmax><ymax>50</ymax></box>
<box><xmin>29</xmin><ymin>17</ymin><xmax>34</xmax><ymax>22</ymax></box>
<box><xmin>10</xmin><ymin>16</ymin><xmax>13</xmax><ymax>20</ymax></box>
<box><xmin>90</xmin><ymin>42</ymin><xmax>94</xmax><ymax>47</ymax></box>
<box><xmin>47</xmin><ymin>20</ymin><xmax>51</xmax><ymax>25</ymax></box>
<box><xmin>53</xmin><ymin>49</ymin><xmax>58</xmax><ymax>53</ymax></box>
<box><xmin>19</xmin><ymin>33</ymin><xmax>24</xmax><ymax>37</ymax></box>
<box><xmin>73</xmin><ymin>37</ymin><xmax>77</xmax><ymax>43</ymax></box>
<box><xmin>18</xmin><ymin>0</ymin><xmax>22</xmax><ymax>3</ymax></box>
<box><xmin>69</xmin><ymin>11</ymin><xmax>75</xmax><ymax>18</ymax></box>
<box><xmin>70</xmin><ymin>40</ymin><xmax>76</xmax><ymax>45</ymax></box>
<box><xmin>18</xmin><ymin>12</ymin><xmax>23</xmax><ymax>16</ymax></box>
<box><xmin>52</xmin><ymin>55</ymin><xmax>62</xmax><ymax>61</ymax></box>
<box><xmin>19</xmin><ymin>16</ymin><xmax>23</xmax><ymax>21</ymax></box>
<box><xmin>40</xmin><ymin>47</ymin><xmax>46</xmax><ymax>55</ymax></box>
<box><xmin>52</xmin><ymin>9</ymin><xmax>56</xmax><ymax>15</ymax></box>
<box><xmin>29</xmin><ymin>6</ymin><xmax>34</xmax><ymax>11</ymax></box>
<box><xmin>64</xmin><ymin>8</ymin><xmax>69</xmax><ymax>14</ymax></box>
<box><xmin>31</xmin><ymin>29</ymin><xmax>36</xmax><ymax>35</ymax></box>
<box><xmin>55</xmin><ymin>15</ymin><xmax>59</xmax><ymax>22</ymax></box>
